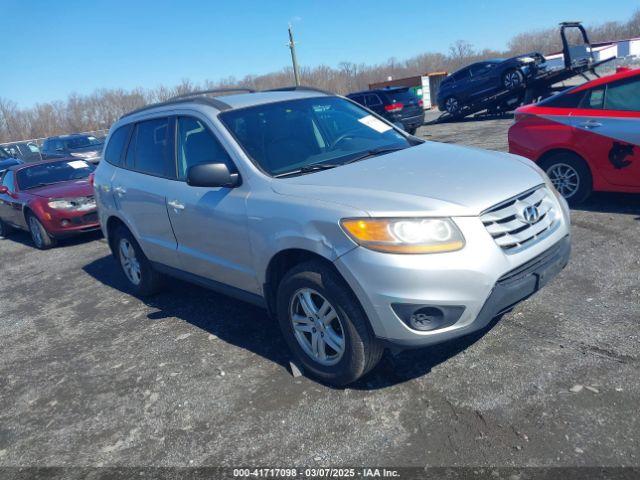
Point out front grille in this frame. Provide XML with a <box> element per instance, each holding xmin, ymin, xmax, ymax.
<box><xmin>480</xmin><ymin>185</ymin><xmax>558</xmax><ymax>252</ymax></box>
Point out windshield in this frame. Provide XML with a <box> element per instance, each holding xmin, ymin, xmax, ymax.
<box><xmin>64</xmin><ymin>136</ymin><xmax>103</xmax><ymax>150</ymax></box>
<box><xmin>219</xmin><ymin>96</ymin><xmax>413</xmax><ymax>176</ymax></box>
<box><xmin>17</xmin><ymin>160</ymin><xmax>95</xmax><ymax>190</ymax></box>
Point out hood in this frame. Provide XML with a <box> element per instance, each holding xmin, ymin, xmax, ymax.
<box><xmin>271</xmin><ymin>142</ymin><xmax>545</xmax><ymax>217</ymax></box>
<box><xmin>28</xmin><ymin>179</ymin><xmax>93</xmax><ymax>199</ymax></box>
<box><xmin>68</xmin><ymin>146</ymin><xmax>102</xmax><ymax>157</ymax></box>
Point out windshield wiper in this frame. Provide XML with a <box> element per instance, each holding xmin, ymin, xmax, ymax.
<box><xmin>275</xmin><ymin>162</ymin><xmax>340</xmax><ymax>178</ymax></box>
<box><xmin>342</xmin><ymin>146</ymin><xmax>407</xmax><ymax>165</ymax></box>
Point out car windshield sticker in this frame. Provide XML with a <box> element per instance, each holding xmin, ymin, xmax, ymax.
<box><xmin>67</xmin><ymin>160</ymin><xmax>89</xmax><ymax>169</ymax></box>
<box><xmin>358</xmin><ymin>115</ymin><xmax>392</xmax><ymax>133</ymax></box>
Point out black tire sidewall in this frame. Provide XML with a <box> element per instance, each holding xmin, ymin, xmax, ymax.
<box><xmin>27</xmin><ymin>213</ymin><xmax>54</xmax><ymax>249</ymax></box>
<box><xmin>540</xmin><ymin>153</ymin><xmax>592</xmax><ymax>205</ymax></box>
<box><xmin>276</xmin><ymin>262</ymin><xmax>376</xmax><ymax>386</ymax></box>
<box><xmin>0</xmin><ymin>218</ymin><xmax>10</xmax><ymax>238</ymax></box>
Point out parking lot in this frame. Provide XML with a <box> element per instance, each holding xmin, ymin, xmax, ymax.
<box><xmin>1</xmin><ymin>112</ymin><xmax>639</xmax><ymax>468</ymax></box>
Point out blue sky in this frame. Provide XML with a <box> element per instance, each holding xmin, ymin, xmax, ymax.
<box><xmin>2</xmin><ymin>0</ymin><xmax>638</xmax><ymax>107</ymax></box>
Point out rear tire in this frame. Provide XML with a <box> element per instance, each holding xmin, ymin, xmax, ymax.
<box><xmin>444</xmin><ymin>96</ymin><xmax>462</xmax><ymax>117</ymax></box>
<box><xmin>27</xmin><ymin>212</ymin><xmax>55</xmax><ymax>249</ymax></box>
<box><xmin>112</xmin><ymin>225</ymin><xmax>163</xmax><ymax>296</ymax></box>
<box><xmin>539</xmin><ymin>152</ymin><xmax>592</xmax><ymax>205</ymax></box>
<box><xmin>276</xmin><ymin>260</ymin><xmax>383</xmax><ymax>386</ymax></box>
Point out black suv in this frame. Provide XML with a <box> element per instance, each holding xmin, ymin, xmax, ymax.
<box><xmin>437</xmin><ymin>53</ymin><xmax>545</xmax><ymax>116</ymax></box>
<box><xmin>41</xmin><ymin>134</ymin><xmax>104</xmax><ymax>163</ymax></box>
<box><xmin>346</xmin><ymin>87</ymin><xmax>424</xmax><ymax>134</ymax></box>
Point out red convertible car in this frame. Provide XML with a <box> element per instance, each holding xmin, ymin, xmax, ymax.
<box><xmin>509</xmin><ymin>67</ymin><xmax>640</xmax><ymax>204</ymax></box>
<box><xmin>0</xmin><ymin>159</ymin><xmax>99</xmax><ymax>249</ymax></box>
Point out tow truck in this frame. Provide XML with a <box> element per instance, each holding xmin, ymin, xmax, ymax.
<box><xmin>433</xmin><ymin>22</ymin><xmax>615</xmax><ymax>122</ymax></box>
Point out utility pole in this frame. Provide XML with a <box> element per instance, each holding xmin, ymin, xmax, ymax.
<box><xmin>288</xmin><ymin>24</ymin><xmax>301</xmax><ymax>86</ymax></box>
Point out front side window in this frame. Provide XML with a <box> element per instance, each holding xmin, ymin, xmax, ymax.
<box><xmin>540</xmin><ymin>89</ymin><xmax>585</xmax><ymax>108</ymax></box>
<box><xmin>176</xmin><ymin>117</ymin><xmax>233</xmax><ymax>180</ymax></box>
<box><xmin>220</xmin><ymin>96</ymin><xmax>413</xmax><ymax>176</ymax></box>
<box><xmin>16</xmin><ymin>160</ymin><xmax>94</xmax><ymax>190</ymax></box>
<box><xmin>580</xmin><ymin>87</ymin><xmax>605</xmax><ymax>109</ymax></box>
<box><xmin>129</xmin><ymin>118</ymin><xmax>170</xmax><ymax>177</ymax></box>
<box><xmin>604</xmin><ymin>77</ymin><xmax>640</xmax><ymax>111</ymax></box>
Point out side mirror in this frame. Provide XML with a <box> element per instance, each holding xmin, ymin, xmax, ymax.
<box><xmin>0</xmin><ymin>186</ymin><xmax>8</xmax><ymax>194</ymax></box>
<box><xmin>186</xmin><ymin>163</ymin><xmax>240</xmax><ymax>188</ymax></box>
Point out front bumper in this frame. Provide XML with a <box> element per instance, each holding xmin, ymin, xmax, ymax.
<box><xmin>334</xmin><ymin>215</ymin><xmax>570</xmax><ymax>348</ymax></box>
<box><xmin>43</xmin><ymin>210</ymin><xmax>101</xmax><ymax>237</ymax></box>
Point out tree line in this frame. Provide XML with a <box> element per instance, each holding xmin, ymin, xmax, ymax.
<box><xmin>1</xmin><ymin>10</ymin><xmax>638</xmax><ymax>144</ymax></box>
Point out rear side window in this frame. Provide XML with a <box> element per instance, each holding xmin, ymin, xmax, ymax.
<box><xmin>128</xmin><ymin>118</ymin><xmax>171</xmax><ymax>177</ymax></box>
<box><xmin>604</xmin><ymin>77</ymin><xmax>640</xmax><ymax>111</ymax></box>
<box><xmin>365</xmin><ymin>94</ymin><xmax>382</xmax><ymax>107</ymax></box>
<box><xmin>104</xmin><ymin>124</ymin><xmax>132</xmax><ymax>166</ymax></box>
<box><xmin>176</xmin><ymin>117</ymin><xmax>233</xmax><ymax>181</ymax></box>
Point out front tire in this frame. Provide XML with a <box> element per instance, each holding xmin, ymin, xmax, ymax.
<box><xmin>112</xmin><ymin>226</ymin><xmax>163</xmax><ymax>296</ymax></box>
<box><xmin>539</xmin><ymin>152</ymin><xmax>592</xmax><ymax>205</ymax></box>
<box><xmin>27</xmin><ymin>213</ymin><xmax>55</xmax><ymax>249</ymax></box>
<box><xmin>503</xmin><ymin>69</ymin><xmax>524</xmax><ymax>90</ymax></box>
<box><xmin>276</xmin><ymin>260</ymin><xmax>383</xmax><ymax>386</ymax></box>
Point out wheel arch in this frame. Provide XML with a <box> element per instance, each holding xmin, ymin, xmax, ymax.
<box><xmin>537</xmin><ymin>147</ymin><xmax>592</xmax><ymax>176</ymax></box>
<box><xmin>105</xmin><ymin>215</ymin><xmax>130</xmax><ymax>257</ymax></box>
<box><xmin>263</xmin><ymin>248</ymin><xmax>343</xmax><ymax>319</ymax></box>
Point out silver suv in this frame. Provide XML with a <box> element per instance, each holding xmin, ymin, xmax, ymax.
<box><xmin>94</xmin><ymin>87</ymin><xmax>571</xmax><ymax>386</ymax></box>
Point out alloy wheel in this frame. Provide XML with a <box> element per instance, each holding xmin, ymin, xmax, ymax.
<box><xmin>289</xmin><ymin>288</ymin><xmax>346</xmax><ymax>366</ymax></box>
<box><xmin>547</xmin><ymin>163</ymin><xmax>580</xmax><ymax>198</ymax></box>
<box><xmin>504</xmin><ymin>71</ymin><xmax>522</xmax><ymax>89</ymax></box>
<box><xmin>445</xmin><ymin>97</ymin><xmax>459</xmax><ymax>115</ymax></box>
<box><xmin>119</xmin><ymin>238</ymin><xmax>142</xmax><ymax>285</ymax></box>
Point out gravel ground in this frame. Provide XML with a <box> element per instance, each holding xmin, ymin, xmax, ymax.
<box><xmin>1</xmin><ymin>114</ymin><xmax>639</xmax><ymax>470</ymax></box>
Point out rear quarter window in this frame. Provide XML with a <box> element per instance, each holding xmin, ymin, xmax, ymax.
<box><xmin>104</xmin><ymin>124</ymin><xmax>133</xmax><ymax>166</ymax></box>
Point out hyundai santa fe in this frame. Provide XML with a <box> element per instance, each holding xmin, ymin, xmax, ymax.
<box><xmin>94</xmin><ymin>87</ymin><xmax>571</xmax><ymax>385</ymax></box>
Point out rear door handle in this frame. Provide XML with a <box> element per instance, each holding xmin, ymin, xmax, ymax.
<box><xmin>579</xmin><ymin>120</ymin><xmax>602</xmax><ymax>129</ymax></box>
<box><xmin>167</xmin><ymin>200</ymin><xmax>185</xmax><ymax>211</ymax></box>
<box><xmin>113</xmin><ymin>186</ymin><xmax>127</xmax><ymax>196</ymax></box>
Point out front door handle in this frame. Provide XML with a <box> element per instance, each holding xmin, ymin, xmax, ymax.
<box><xmin>167</xmin><ymin>200</ymin><xmax>185</xmax><ymax>211</ymax></box>
<box><xmin>113</xmin><ymin>186</ymin><xmax>127</xmax><ymax>196</ymax></box>
<box><xmin>579</xmin><ymin>120</ymin><xmax>602</xmax><ymax>129</ymax></box>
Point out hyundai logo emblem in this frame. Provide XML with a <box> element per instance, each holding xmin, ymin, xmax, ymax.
<box><xmin>522</xmin><ymin>205</ymin><xmax>540</xmax><ymax>224</ymax></box>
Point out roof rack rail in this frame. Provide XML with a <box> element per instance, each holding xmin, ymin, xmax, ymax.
<box><xmin>120</xmin><ymin>96</ymin><xmax>234</xmax><ymax>119</ymax></box>
<box><xmin>170</xmin><ymin>87</ymin><xmax>255</xmax><ymax>100</ymax></box>
<box><xmin>266</xmin><ymin>85</ymin><xmax>334</xmax><ymax>95</ymax></box>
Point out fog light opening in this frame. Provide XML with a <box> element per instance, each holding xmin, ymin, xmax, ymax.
<box><xmin>409</xmin><ymin>307</ymin><xmax>444</xmax><ymax>331</ymax></box>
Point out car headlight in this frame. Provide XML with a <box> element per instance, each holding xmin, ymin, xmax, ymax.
<box><xmin>48</xmin><ymin>197</ymin><xmax>96</xmax><ymax>211</ymax></box>
<box><xmin>341</xmin><ymin>218</ymin><xmax>465</xmax><ymax>254</ymax></box>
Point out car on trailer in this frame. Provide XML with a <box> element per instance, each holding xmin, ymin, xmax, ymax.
<box><xmin>436</xmin><ymin>22</ymin><xmax>613</xmax><ymax>121</ymax></box>
<box><xmin>509</xmin><ymin>67</ymin><xmax>640</xmax><ymax>204</ymax></box>
<box><xmin>437</xmin><ymin>53</ymin><xmax>546</xmax><ymax>117</ymax></box>
<box><xmin>0</xmin><ymin>159</ymin><xmax>99</xmax><ymax>248</ymax></box>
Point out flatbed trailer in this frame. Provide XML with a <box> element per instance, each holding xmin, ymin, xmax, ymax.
<box><xmin>433</xmin><ymin>22</ymin><xmax>615</xmax><ymax>123</ymax></box>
